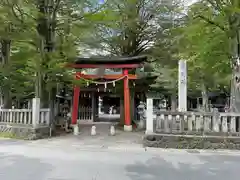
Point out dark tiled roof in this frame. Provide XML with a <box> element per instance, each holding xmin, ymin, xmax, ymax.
<box><xmin>74</xmin><ymin>55</ymin><xmax>147</xmax><ymax>64</ymax></box>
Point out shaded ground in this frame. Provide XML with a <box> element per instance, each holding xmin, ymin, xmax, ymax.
<box><xmin>0</xmin><ymin>126</ymin><xmax>240</xmax><ymax>180</ymax></box>
<box><xmin>41</xmin><ymin>124</ymin><xmax>144</xmax><ymax>149</ymax></box>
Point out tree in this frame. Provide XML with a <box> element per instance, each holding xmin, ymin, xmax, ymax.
<box><xmin>149</xmin><ymin>1</ymin><xmax>184</xmax><ymax>110</ymax></box>
<box><xmin>88</xmin><ymin>0</ymin><xmax>178</xmax><ymax>56</ymax></box>
<box><xmin>178</xmin><ymin>2</ymin><xmax>231</xmax><ymax>110</ymax></box>
<box><xmin>0</xmin><ymin>0</ymin><xmax>37</xmax><ymax>108</ymax></box>
<box><xmin>0</xmin><ymin>0</ymin><xmax>107</xmax><ymax>110</ymax></box>
<box><xmin>188</xmin><ymin>0</ymin><xmax>240</xmax><ymax>112</ymax></box>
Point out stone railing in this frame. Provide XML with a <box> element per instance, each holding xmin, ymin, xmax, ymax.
<box><xmin>0</xmin><ymin>109</ymin><xmax>32</xmax><ymax>125</ymax></box>
<box><xmin>0</xmin><ymin>108</ymin><xmax>50</xmax><ymax>127</ymax></box>
<box><xmin>39</xmin><ymin>108</ymin><xmax>50</xmax><ymax>125</ymax></box>
<box><xmin>144</xmin><ymin>110</ymin><xmax>240</xmax><ymax>149</ymax></box>
<box><xmin>144</xmin><ymin>96</ymin><xmax>240</xmax><ymax>149</ymax></box>
<box><xmin>154</xmin><ymin>111</ymin><xmax>240</xmax><ymax>136</ymax></box>
<box><xmin>0</xmin><ymin>98</ymin><xmax>51</xmax><ymax>139</ymax></box>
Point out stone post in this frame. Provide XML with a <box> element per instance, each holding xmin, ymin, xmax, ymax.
<box><xmin>178</xmin><ymin>60</ymin><xmax>187</xmax><ymax>112</ymax></box>
<box><xmin>212</xmin><ymin>108</ymin><xmax>220</xmax><ymax>132</ymax></box>
<box><xmin>73</xmin><ymin>124</ymin><xmax>79</xmax><ymax>135</ymax></box>
<box><xmin>32</xmin><ymin>98</ymin><xmax>40</xmax><ymax>128</ymax></box>
<box><xmin>146</xmin><ymin>97</ymin><xmax>153</xmax><ymax>134</ymax></box>
<box><xmin>137</xmin><ymin>102</ymin><xmax>146</xmax><ymax>130</ymax></box>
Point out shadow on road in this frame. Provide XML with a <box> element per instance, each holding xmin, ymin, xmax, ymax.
<box><xmin>125</xmin><ymin>155</ymin><xmax>240</xmax><ymax>180</ymax></box>
<box><xmin>0</xmin><ymin>153</ymin><xmax>53</xmax><ymax>180</ymax></box>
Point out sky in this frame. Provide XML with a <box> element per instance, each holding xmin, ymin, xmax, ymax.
<box><xmin>99</xmin><ymin>0</ymin><xmax>104</xmax><ymax>4</ymax></box>
<box><xmin>98</xmin><ymin>0</ymin><xmax>198</xmax><ymax>6</ymax></box>
<box><xmin>186</xmin><ymin>0</ymin><xmax>198</xmax><ymax>6</ymax></box>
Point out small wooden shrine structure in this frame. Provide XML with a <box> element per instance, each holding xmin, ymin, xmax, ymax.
<box><xmin>67</xmin><ymin>55</ymin><xmax>147</xmax><ymax>131</ymax></box>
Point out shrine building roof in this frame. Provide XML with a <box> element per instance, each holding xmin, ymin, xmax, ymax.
<box><xmin>74</xmin><ymin>55</ymin><xmax>147</xmax><ymax>65</ymax></box>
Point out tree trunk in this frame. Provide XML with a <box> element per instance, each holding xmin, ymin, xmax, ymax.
<box><xmin>36</xmin><ymin>0</ymin><xmax>57</xmax><ymax>108</ymax></box>
<box><xmin>1</xmin><ymin>39</ymin><xmax>12</xmax><ymax>108</ymax></box>
<box><xmin>35</xmin><ymin>38</ymin><xmax>44</xmax><ymax>99</ymax></box>
<box><xmin>229</xmin><ymin>18</ymin><xmax>240</xmax><ymax>112</ymax></box>
<box><xmin>3</xmin><ymin>89</ymin><xmax>11</xmax><ymax>108</ymax></box>
<box><xmin>49</xmin><ymin>87</ymin><xmax>57</xmax><ymax>127</ymax></box>
<box><xmin>170</xmin><ymin>93</ymin><xmax>177</xmax><ymax>111</ymax></box>
<box><xmin>201</xmin><ymin>83</ymin><xmax>208</xmax><ymax>111</ymax></box>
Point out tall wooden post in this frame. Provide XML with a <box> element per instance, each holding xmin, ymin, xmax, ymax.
<box><xmin>123</xmin><ymin>69</ymin><xmax>132</xmax><ymax>131</ymax></box>
<box><xmin>72</xmin><ymin>73</ymin><xmax>80</xmax><ymax>135</ymax></box>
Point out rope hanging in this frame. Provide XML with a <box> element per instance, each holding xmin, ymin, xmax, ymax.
<box><xmin>77</xmin><ymin>75</ymin><xmax>128</xmax><ymax>85</ymax></box>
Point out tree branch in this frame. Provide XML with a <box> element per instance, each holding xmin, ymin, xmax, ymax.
<box><xmin>52</xmin><ymin>0</ymin><xmax>61</xmax><ymax>21</ymax></box>
<box><xmin>71</xmin><ymin>3</ymin><xmax>106</xmax><ymax>22</ymax></box>
<box><xmin>205</xmin><ymin>0</ymin><xmax>224</xmax><ymax>11</ymax></box>
<box><xmin>195</xmin><ymin>15</ymin><xmax>226</xmax><ymax>31</ymax></box>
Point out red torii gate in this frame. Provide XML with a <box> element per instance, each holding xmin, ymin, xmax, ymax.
<box><xmin>67</xmin><ymin>55</ymin><xmax>146</xmax><ymax>131</ymax></box>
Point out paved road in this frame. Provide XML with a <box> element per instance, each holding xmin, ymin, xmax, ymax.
<box><xmin>0</xmin><ymin>139</ymin><xmax>240</xmax><ymax>180</ymax></box>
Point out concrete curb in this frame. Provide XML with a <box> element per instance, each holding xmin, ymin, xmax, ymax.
<box><xmin>2</xmin><ymin>137</ymin><xmax>240</xmax><ymax>156</ymax></box>
<box><xmin>144</xmin><ymin>147</ymin><xmax>240</xmax><ymax>156</ymax></box>
<box><xmin>26</xmin><ymin>142</ymin><xmax>240</xmax><ymax>156</ymax></box>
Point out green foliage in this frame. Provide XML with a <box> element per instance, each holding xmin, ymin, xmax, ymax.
<box><xmin>178</xmin><ymin>2</ymin><xmax>231</xmax><ymax>94</ymax></box>
<box><xmin>0</xmin><ymin>132</ymin><xmax>19</xmax><ymax>139</ymax></box>
<box><xmin>88</xmin><ymin>0</ymin><xmax>178</xmax><ymax>56</ymax></box>
<box><xmin>151</xmin><ymin>0</ymin><xmax>232</xmax><ymax>97</ymax></box>
<box><xmin>150</xmin><ymin>1</ymin><xmax>183</xmax><ymax>94</ymax></box>
<box><xmin>0</xmin><ymin>0</ymin><xmax>235</xmax><ymax>104</ymax></box>
<box><xmin>0</xmin><ymin>0</ymin><xmax>104</xmax><ymax>103</ymax></box>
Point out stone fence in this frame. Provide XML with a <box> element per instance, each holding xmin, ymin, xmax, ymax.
<box><xmin>0</xmin><ymin>98</ymin><xmax>51</xmax><ymax>140</ymax></box>
<box><xmin>0</xmin><ymin>108</ymin><xmax>50</xmax><ymax>127</ymax></box>
<box><xmin>144</xmin><ymin>99</ymin><xmax>240</xmax><ymax>149</ymax></box>
<box><xmin>154</xmin><ymin>111</ymin><xmax>240</xmax><ymax>136</ymax></box>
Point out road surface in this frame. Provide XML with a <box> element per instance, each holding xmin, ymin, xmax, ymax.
<box><xmin>0</xmin><ymin>138</ymin><xmax>239</xmax><ymax>180</ymax></box>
